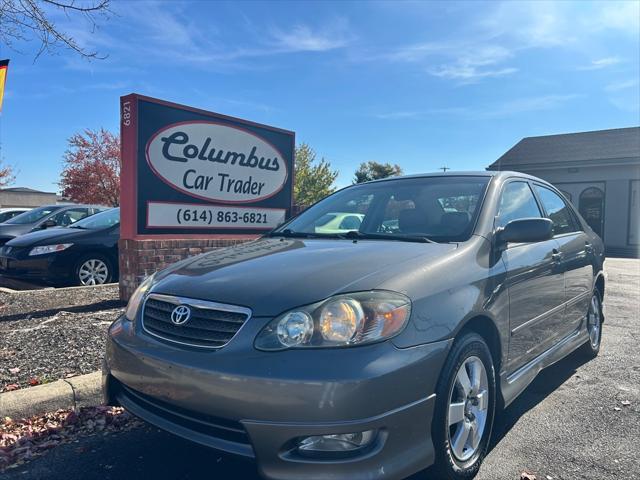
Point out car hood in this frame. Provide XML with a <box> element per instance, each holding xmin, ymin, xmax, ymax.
<box><xmin>0</xmin><ymin>223</ymin><xmax>34</xmax><ymax>239</ymax></box>
<box><xmin>5</xmin><ymin>227</ymin><xmax>84</xmax><ymax>247</ymax></box>
<box><xmin>152</xmin><ymin>237</ymin><xmax>457</xmax><ymax>316</ymax></box>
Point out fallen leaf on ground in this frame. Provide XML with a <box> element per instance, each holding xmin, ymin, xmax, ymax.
<box><xmin>28</xmin><ymin>378</ymin><xmax>41</xmax><ymax>386</ymax></box>
<box><xmin>621</xmin><ymin>400</ymin><xmax>631</xmax><ymax>406</ymax></box>
<box><xmin>521</xmin><ymin>472</ymin><xmax>537</xmax><ymax>480</ymax></box>
<box><xmin>0</xmin><ymin>406</ymin><xmax>143</xmax><ymax>471</ymax></box>
<box><xmin>3</xmin><ymin>384</ymin><xmax>19</xmax><ymax>392</ymax></box>
<box><xmin>8</xmin><ymin>368</ymin><xmax>20</xmax><ymax>375</ymax></box>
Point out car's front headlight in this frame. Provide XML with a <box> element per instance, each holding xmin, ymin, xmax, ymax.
<box><xmin>255</xmin><ymin>291</ymin><xmax>411</xmax><ymax>351</ymax></box>
<box><xmin>124</xmin><ymin>273</ymin><xmax>156</xmax><ymax>321</ymax></box>
<box><xmin>29</xmin><ymin>243</ymin><xmax>73</xmax><ymax>256</ymax></box>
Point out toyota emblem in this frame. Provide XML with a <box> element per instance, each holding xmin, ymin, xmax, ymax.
<box><xmin>170</xmin><ymin>305</ymin><xmax>191</xmax><ymax>325</ymax></box>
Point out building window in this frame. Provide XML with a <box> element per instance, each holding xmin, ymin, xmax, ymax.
<box><xmin>579</xmin><ymin>187</ymin><xmax>605</xmax><ymax>239</ymax></box>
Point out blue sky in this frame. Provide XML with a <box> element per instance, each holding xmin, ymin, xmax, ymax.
<box><xmin>1</xmin><ymin>0</ymin><xmax>639</xmax><ymax>193</ymax></box>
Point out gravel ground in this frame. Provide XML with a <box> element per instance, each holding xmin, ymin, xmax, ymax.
<box><xmin>0</xmin><ymin>284</ymin><xmax>124</xmax><ymax>392</ymax></box>
<box><xmin>1</xmin><ymin>259</ymin><xmax>638</xmax><ymax>479</ymax></box>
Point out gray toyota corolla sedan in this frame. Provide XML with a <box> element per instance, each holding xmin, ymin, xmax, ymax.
<box><xmin>104</xmin><ymin>171</ymin><xmax>605</xmax><ymax>480</ymax></box>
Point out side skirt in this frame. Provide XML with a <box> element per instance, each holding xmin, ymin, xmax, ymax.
<box><xmin>500</xmin><ymin>324</ymin><xmax>589</xmax><ymax>407</ymax></box>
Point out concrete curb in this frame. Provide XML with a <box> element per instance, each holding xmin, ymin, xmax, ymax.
<box><xmin>0</xmin><ymin>371</ymin><xmax>102</xmax><ymax>420</ymax></box>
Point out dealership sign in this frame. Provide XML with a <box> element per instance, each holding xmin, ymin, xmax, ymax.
<box><xmin>120</xmin><ymin>94</ymin><xmax>294</xmax><ymax>238</ymax></box>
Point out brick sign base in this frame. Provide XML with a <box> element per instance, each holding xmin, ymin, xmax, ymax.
<box><xmin>118</xmin><ymin>238</ymin><xmax>253</xmax><ymax>300</ymax></box>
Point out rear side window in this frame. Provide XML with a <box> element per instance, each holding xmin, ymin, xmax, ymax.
<box><xmin>533</xmin><ymin>185</ymin><xmax>579</xmax><ymax>235</ymax></box>
<box><xmin>51</xmin><ymin>208</ymin><xmax>90</xmax><ymax>227</ymax></box>
<box><xmin>496</xmin><ymin>181</ymin><xmax>542</xmax><ymax>228</ymax></box>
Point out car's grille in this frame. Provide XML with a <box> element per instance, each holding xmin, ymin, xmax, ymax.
<box><xmin>141</xmin><ymin>294</ymin><xmax>251</xmax><ymax>349</ymax></box>
<box><xmin>114</xmin><ymin>381</ymin><xmax>253</xmax><ymax>451</ymax></box>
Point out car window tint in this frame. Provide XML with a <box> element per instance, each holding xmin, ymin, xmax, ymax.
<box><xmin>282</xmin><ymin>176</ymin><xmax>489</xmax><ymax>242</ymax></box>
<box><xmin>533</xmin><ymin>185</ymin><xmax>579</xmax><ymax>235</ymax></box>
<box><xmin>379</xmin><ymin>196</ymin><xmax>415</xmax><ymax>233</ymax></box>
<box><xmin>71</xmin><ymin>208</ymin><xmax>120</xmax><ymax>229</ymax></box>
<box><xmin>5</xmin><ymin>206</ymin><xmax>58</xmax><ymax>224</ymax></box>
<box><xmin>51</xmin><ymin>208</ymin><xmax>90</xmax><ymax>227</ymax></box>
<box><xmin>496</xmin><ymin>182</ymin><xmax>542</xmax><ymax>228</ymax></box>
<box><xmin>339</xmin><ymin>215</ymin><xmax>362</xmax><ymax>230</ymax></box>
<box><xmin>314</xmin><ymin>213</ymin><xmax>337</xmax><ymax>227</ymax></box>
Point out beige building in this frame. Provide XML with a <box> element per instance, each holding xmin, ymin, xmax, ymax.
<box><xmin>0</xmin><ymin>187</ymin><xmax>58</xmax><ymax>208</ymax></box>
<box><xmin>488</xmin><ymin>127</ymin><xmax>640</xmax><ymax>258</ymax></box>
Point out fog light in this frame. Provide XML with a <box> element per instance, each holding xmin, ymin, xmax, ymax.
<box><xmin>298</xmin><ymin>430</ymin><xmax>376</xmax><ymax>454</ymax></box>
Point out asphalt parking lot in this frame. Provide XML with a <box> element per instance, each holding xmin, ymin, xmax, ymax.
<box><xmin>3</xmin><ymin>258</ymin><xmax>639</xmax><ymax>480</ymax></box>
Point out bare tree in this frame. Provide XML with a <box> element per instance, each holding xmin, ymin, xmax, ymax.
<box><xmin>0</xmin><ymin>0</ymin><xmax>111</xmax><ymax>60</ymax></box>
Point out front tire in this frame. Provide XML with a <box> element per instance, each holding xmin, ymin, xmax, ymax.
<box><xmin>431</xmin><ymin>332</ymin><xmax>496</xmax><ymax>479</ymax></box>
<box><xmin>75</xmin><ymin>254</ymin><xmax>113</xmax><ymax>286</ymax></box>
<box><xmin>579</xmin><ymin>289</ymin><xmax>603</xmax><ymax>358</ymax></box>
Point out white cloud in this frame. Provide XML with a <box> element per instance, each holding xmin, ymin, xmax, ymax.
<box><xmin>373</xmin><ymin>95</ymin><xmax>579</xmax><ymax>120</ymax></box>
<box><xmin>374</xmin><ymin>111</ymin><xmax>422</xmax><ymax>120</ymax></box>
<box><xmin>386</xmin><ymin>41</ymin><xmax>517</xmax><ymax>83</ymax></box>
<box><xmin>578</xmin><ymin>57</ymin><xmax>623</xmax><ymax>70</ymax></box>
<box><xmin>374</xmin><ymin>93</ymin><xmax>582</xmax><ymax>121</ymax></box>
<box><xmin>382</xmin><ymin>1</ymin><xmax>639</xmax><ymax>84</ymax></box>
<box><xmin>605</xmin><ymin>79</ymin><xmax>639</xmax><ymax>92</ymax></box>
<box><xmin>478</xmin><ymin>94</ymin><xmax>582</xmax><ymax>118</ymax></box>
<box><xmin>270</xmin><ymin>23</ymin><xmax>351</xmax><ymax>52</ymax></box>
<box><xmin>429</xmin><ymin>65</ymin><xmax>517</xmax><ymax>82</ymax></box>
<box><xmin>594</xmin><ymin>1</ymin><xmax>640</xmax><ymax>35</ymax></box>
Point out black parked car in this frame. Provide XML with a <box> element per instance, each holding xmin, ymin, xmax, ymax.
<box><xmin>0</xmin><ymin>204</ymin><xmax>107</xmax><ymax>246</ymax></box>
<box><xmin>0</xmin><ymin>207</ymin><xmax>120</xmax><ymax>286</ymax></box>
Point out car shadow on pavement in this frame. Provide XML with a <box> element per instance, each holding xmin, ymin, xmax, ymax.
<box><xmin>488</xmin><ymin>348</ymin><xmax>591</xmax><ymax>454</ymax></box>
<box><xmin>0</xmin><ymin>299</ymin><xmax>125</xmax><ymax>323</ymax></box>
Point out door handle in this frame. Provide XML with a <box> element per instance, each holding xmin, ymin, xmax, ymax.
<box><xmin>551</xmin><ymin>249</ymin><xmax>562</xmax><ymax>263</ymax></box>
<box><xmin>585</xmin><ymin>242</ymin><xmax>593</xmax><ymax>253</ymax></box>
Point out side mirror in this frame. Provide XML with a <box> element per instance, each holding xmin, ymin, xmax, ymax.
<box><xmin>40</xmin><ymin>219</ymin><xmax>57</xmax><ymax>229</ymax></box>
<box><xmin>496</xmin><ymin>218</ymin><xmax>553</xmax><ymax>245</ymax></box>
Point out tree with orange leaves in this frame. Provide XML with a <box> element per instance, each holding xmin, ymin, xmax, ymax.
<box><xmin>0</xmin><ymin>159</ymin><xmax>14</xmax><ymax>187</ymax></box>
<box><xmin>59</xmin><ymin>128</ymin><xmax>120</xmax><ymax>206</ymax></box>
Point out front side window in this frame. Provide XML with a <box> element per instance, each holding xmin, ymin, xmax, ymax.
<box><xmin>70</xmin><ymin>208</ymin><xmax>120</xmax><ymax>230</ymax></box>
<box><xmin>533</xmin><ymin>185</ymin><xmax>579</xmax><ymax>235</ymax></box>
<box><xmin>277</xmin><ymin>176</ymin><xmax>490</xmax><ymax>242</ymax></box>
<box><xmin>496</xmin><ymin>181</ymin><xmax>542</xmax><ymax>228</ymax></box>
<box><xmin>5</xmin><ymin>206</ymin><xmax>60</xmax><ymax>225</ymax></box>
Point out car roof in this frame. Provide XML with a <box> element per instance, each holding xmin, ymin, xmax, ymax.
<box><xmin>361</xmin><ymin>170</ymin><xmax>551</xmax><ymax>185</ymax></box>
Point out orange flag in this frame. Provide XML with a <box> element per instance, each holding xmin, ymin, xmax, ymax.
<box><xmin>0</xmin><ymin>59</ymin><xmax>9</xmax><ymax>112</ymax></box>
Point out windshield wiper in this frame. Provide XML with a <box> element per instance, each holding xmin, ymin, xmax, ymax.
<box><xmin>269</xmin><ymin>229</ymin><xmax>317</xmax><ymax>238</ymax></box>
<box><xmin>339</xmin><ymin>231</ymin><xmax>435</xmax><ymax>243</ymax></box>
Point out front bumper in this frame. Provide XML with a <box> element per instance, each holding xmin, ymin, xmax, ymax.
<box><xmin>104</xmin><ymin>316</ymin><xmax>451</xmax><ymax>480</ymax></box>
<box><xmin>0</xmin><ymin>248</ymin><xmax>74</xmax><ymax>283</ymax></box>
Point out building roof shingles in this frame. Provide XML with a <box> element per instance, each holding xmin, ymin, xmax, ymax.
<box><xmin>488</xmin><ymin>126</ymin><xmax>640</xmax><ymax>170</ymax></box>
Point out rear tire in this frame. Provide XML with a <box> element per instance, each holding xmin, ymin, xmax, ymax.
<box><xmin>431</xmin><ymin>332</ymin><xmax>496</xmax><ymax>479</ymax></box>
<box><xmin>579</xmin><ymin>289</ymin><xmax>603</xmax><ymax>359</ymax></box>
<box><xmin>74</xmin><ymin>254</ymin><xmax>113</xmax><ymax>286</ymax></box>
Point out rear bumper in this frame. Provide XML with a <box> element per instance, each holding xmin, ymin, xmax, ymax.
<box><xmin>104</xmin><ymin>316</ymin><xmax>451</xmax><ymax>480</ymax></box>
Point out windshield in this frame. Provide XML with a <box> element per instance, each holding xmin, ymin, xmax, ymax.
<box><xmin>277</xmin><ymin>176</ymin><xmax>490</xmax><ymax>242</ymax></box>
<box><xmin>5</xmin><ymin>206</ymin><xmax>60</xmax><ymax>225</ymax></box>
<box><xmin>70</xmin><ymin>207</ymin><xmax>120</xmax><ymax>229</ymax></box>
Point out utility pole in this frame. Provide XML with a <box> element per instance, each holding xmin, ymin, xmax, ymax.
<box><xmin>440</xmin><ymin>166</ymin><xmax>450</xmax><ymax>172</ymax></box>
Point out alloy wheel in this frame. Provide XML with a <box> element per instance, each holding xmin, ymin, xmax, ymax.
<box><xmin>587</xmin><ymin>294</ymin><xmax>602</xmax><ymax>349</ymax></box>
<box><xmin>78</xmin><ymin>259</ymin><xmax>109</xmax><ymax>285</ymax></box>
<box><xmin>447</xmin><ymin>355</ymin><xmax>489</xmax><ymax>462</ymax></box>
